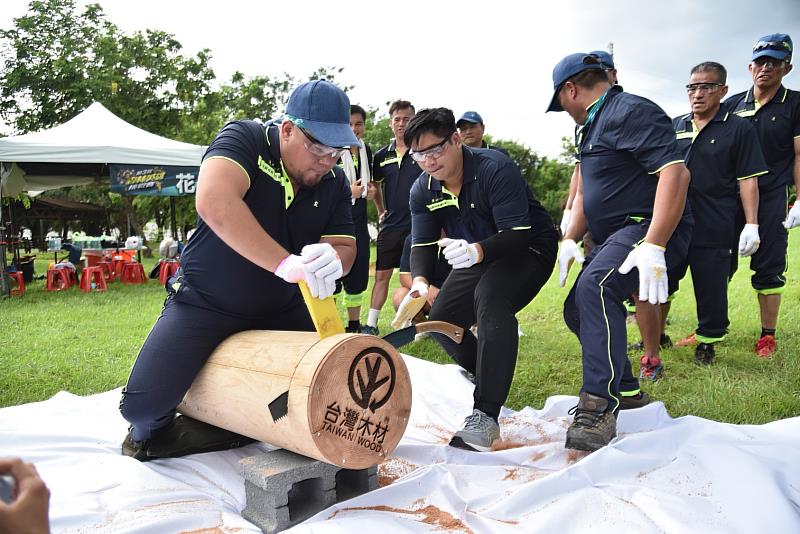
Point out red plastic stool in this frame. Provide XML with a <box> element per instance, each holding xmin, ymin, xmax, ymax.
<box><xmin>46</xmin><ymin>268</ymin><xmax>72</xmax><ymax>291</ymax></box>
<box><xmin>158</xmin><ymin>260</ymin><xmax>180</xmax><ymax>286</ymax></box>
<box><xmin>110</xmin><ymin>255</ymin><xmax>130</xmax><ymax>279</ymax></box>
<box><xmin>96</xmin><ymin>261</ymin><xmax>114</xmax><ymax>282</ymax></box>
<box><xmin>8</xmin><ymin>271</ymin><xmax>25</xmax><ymax>296</ymax></box>
<box><xmin>79</xmin><ymin>266</ymin><xmax>108</xmax><ymax>293</ymax></box>
<box><xmin>120</xmin><ymin>262</ymin><xmax>147</xmax><ymax>284</ymax></box>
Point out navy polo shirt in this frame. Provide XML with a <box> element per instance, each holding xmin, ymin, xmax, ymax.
<box><xmin>399</xmin><ymin>234</ymin><xmax>450</xmax><ymax>287</ymax></box>
<box><xmin>373</xmin><ymin>140</ymin><xmax>424</xmax><ymax>231</ymax></box>
<box><xmin>578</xmin><ymin>86</ymin><xmax>690</xmax><ymax>244</ymax></box>
<box><xmin>725</xmin><ymin>86</ymin><xmax>800</xmax><ymax>191</ymax></box>
<box><xmin>409</xmin><ymin>146</ymin><xmax>555</xmax><ymax>251</ymax></box>
<box><xmin>180</xmin><ymin>120</ymin><xmax>354</xmax><ymax>317</ymax></box>
<box><xmin>673</xmin><ymin>108</ymin><xmax>768</xmax><ymax>247</ymax></box>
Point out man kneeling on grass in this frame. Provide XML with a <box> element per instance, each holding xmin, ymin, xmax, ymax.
<box><xmin>399</xmin><ymin>107</ymin><xmax>557</xmax><ymax>451</ymax></box>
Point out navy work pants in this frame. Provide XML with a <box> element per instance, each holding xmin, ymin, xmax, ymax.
<box><xmin>428</xmin><ymin>236</ymin><xmax>557</xmax><ymax>419</ymax></box>
<box><xmin>563</xmin><ymin>221</ymin><xmax>690</xmax><ymax>411</ymax></box>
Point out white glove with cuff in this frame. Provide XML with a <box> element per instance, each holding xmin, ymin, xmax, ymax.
<box><xmin>557</xmin><ymin>238</ymin><xmax>584</xmax><ymax>287</ymax></box>
<box><xmin>738</xmin><ymin>223</ymin><xmax>760</xmax><ymax>257</ymax></box>
<box><xmin>392</xmin><ymin>280</ymin><xmax>429</xmax><ymax>329</ymax></box>
<box><xmin>299</xmin><ymin>243</ymin><xmax>342</xmax><ymax>300</ymax></box>
<box><xmin>783</xmin><ymin>203</ymin><xmax>800</xmax><ymax>229</ymax></box>
<box><xmin>275</xmin><ymin>253</ymin><xmax>320</xmax><ymax>298</ymax></box>
<box><xmin>438</xmin><ymin>238</ymin><xmax>480</xmax><ymax>269</ymax></box>
<box><xmin>618</xmin><ymin>242</ymin><xmax>668</xmax><ymax>305</ymax></box>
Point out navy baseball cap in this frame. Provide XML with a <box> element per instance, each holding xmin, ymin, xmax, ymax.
<box><xmin>457</xmin><ymin>111</ymin><xmax>484</xmax><ymax>126</ymax></box>
<box><xmin>590</xmin><ymin>50</ymin><xmax>615</xmax><ymax>69</ymax></box>
<box><xmin>284</xmin><ymin>80</ymin><xmax>360</xmax><ymax>148</ymax></box>
<box><xmin>547</xmin><ymin>53</ymin><xmax>604</xmax><ymax>112</ymax></box>
<box><xmin>751</xmin><ymin>33</ymin><xmax>793</xmax><ymax>62</ymax></box>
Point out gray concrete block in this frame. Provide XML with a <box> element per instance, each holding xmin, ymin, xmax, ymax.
<box><xmin>240</xmin><ymin>449</ymin><xmax>378</xmax><ymax>533</ymax></box>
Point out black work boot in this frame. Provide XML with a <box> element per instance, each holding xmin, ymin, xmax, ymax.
<box><xmin>694</xmin><ymin>342</ymin><xmax>716</xmax><ymax>365</ymax></box>
<box><xmin>121</xmin><ymin>415</ymin><xmax>257</xmax><ymax>462</ymax></box>
<box><xmin>565</xmin><ymin>392</ymin><xmax>617</xmax><ymax>452</ymax></box>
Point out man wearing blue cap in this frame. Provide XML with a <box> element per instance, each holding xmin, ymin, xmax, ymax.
<box><xmin>119</xmin><ymin>80</ymin><xmax>359</xmax><ymax>461</ymax></box>
<box><xmin>550</xmin><ymin>53</ymin><xmax>692</xmax><ymax>452</ymax></box>
<box><xmin>456</xmin><ymin>111</ymin><xmax>509</xmax><ymax>155</ymax></box>
<box><xmin>725</xmin><ymin>33</ymin><xmax>799</xmax><ymax>358</ymax></box>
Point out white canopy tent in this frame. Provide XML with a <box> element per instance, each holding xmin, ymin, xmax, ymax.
<box><xmin>0</xmin><ymin>102</ymin><xmax>205</xmax><ymax>196</ymax></box>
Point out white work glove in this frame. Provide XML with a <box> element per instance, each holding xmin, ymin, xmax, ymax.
<box><xmin>438</xmin><ymin>238</ymin><xmax>480</xmax><ymax>269</ymax></box>
<box><xmin>738</xmin><ymin>223</ymin><xmax>761</xmax><ymax>257</ymax></box>
<box><xmin>618</xmin><ymin>242</ymin><xmax>668</xmax><ymax>305</ymax></box>
<box><xmin>299</xmin><ymin>243</ymin><xmax>343</xmax><ymax>300</ymax></box>
<box><xmin>783</xmin><ymin>203</ymin><xmax>800</xmax><ymax>229</ymax></box>
<box><xmin>391</xmin><ymin>280</ymin><xmax>429</xmax><ymax>329</ymax></box>
<box><xmin>275</xmin><ymin>253</ymin><xmax>320</xmax><ymax>297</ymax></box>
<box><xmin>274</xmin><ymin>244</ymin><xmax>342</xmax><ymax>300</ymax></box>
<box><xmin>558</xmin><ymin>238</ymin><xmax>584</xmax><ymax>287</ymax></box>
<box><xmin>560</xmin><ymin>209</ymin><xmax>572</xmax><ymax>236</ymax></box>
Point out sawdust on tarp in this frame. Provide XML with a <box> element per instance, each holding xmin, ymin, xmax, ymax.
<box><xmin>378</xmin><ymin>457</ymin><xmax>420</xmax><ymax>487</ymax></box>
<box><xmin>328</xmin><ymin>499</ymin><xmax>473</xmax><ymax>533</ymax></box>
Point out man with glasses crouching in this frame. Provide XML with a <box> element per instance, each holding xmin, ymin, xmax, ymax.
<box><xmin>725</xmin><ymin>33</ymin><xmax>800</xmax><ymax>358</ymax></box>
<box><xmin>119</xmin><ymin>80</ymin><xmax>358</xmax><ymax>461</ymax></box>
<box><xmin>399</xmin><ymin>108</ymin><xmax>557</xmax><ymax>451</ymax></box>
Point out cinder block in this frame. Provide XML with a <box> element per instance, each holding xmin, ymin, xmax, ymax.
<box><xmin>240</xmin><ymin>449</ymin><xmax>378</xmax><ymax>533</ymax></box>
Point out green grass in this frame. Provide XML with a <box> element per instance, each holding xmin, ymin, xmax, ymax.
<box><xmin>2</xmin><ymin>239</ymin><xmax>799</xmax><ymax>425</ymax></box>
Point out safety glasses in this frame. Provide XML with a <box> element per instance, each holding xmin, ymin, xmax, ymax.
<box><xmin>685</xmin><ymin>83</ymin><xmax>724</xmax><ymax>94</ymax></box>
<box><xmin>295</xmin><ymin>126</ymin><xmax>349</xmax><ymax>160</ymax></box>
<box><xmin>410</xmin><ymin>133</ymin><xmax>454</xmax><ymax>162</ymax></box>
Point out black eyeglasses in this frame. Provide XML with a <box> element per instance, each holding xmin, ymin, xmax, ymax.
<box><xmin>410</xmin><ymin>133</ymin><xmax>454</xmax><ymax>162</ymax></box>
<box><xmin>686</xmin><ymin>83</ymin><xmax>724</xmax><ymax>94</ymax></box>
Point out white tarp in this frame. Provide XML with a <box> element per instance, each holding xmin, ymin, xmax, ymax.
<box><xmin>0</xmin><ymin>102</ymin><xmax>204</xmax><ymax>195</ymax></box>
<box><xmin>1</xmin><ymin>355</ymin><xmax>798</xmax><ymax>533</ymax></box>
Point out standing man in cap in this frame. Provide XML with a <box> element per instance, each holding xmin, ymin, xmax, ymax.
<box><xmin>456</xmin><ymin>111</ymin><xmax>509</xmax><ymax>155</ymax></box>
<box><xmin>403</xmin><ymin>107</ymin><xmax>557</xmax><ymax>451</ymax></box>
<box><xmin>119</xmin><ymin>80</ymin><xmax>359</xmax><ymax>461</ymax></box>
<box><xmin>659</xmin><ymin>62</ymin><xmax>766</xmax><ymax>367</ymax></box>
<box><xmin>362</xmin><ymin>100</ymin><xmax>420</xmax><ymax>335</ymax></box>
<box><xmin>725</xmin><ymin>33</ymin><xmax>800</xmax><ymax>358</ymax></box>
<box><xmin>551</xmin><ymin>53</ymin><xmax>692</xmax><ymax>452</ymax></box>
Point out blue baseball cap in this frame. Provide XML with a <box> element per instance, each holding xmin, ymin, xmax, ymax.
<box><xmin>457</xmin><ymin>111</ymin><xmax>484</xmax><ymax>126</ymax></box>
<box><xmin>547</xmin><ymin>53</ymin><xmax>604</xmax><ymax>112</ymax></box>
<box><xmin>284</xmin><ymin>80</ymin><xmax>360</xmax><ymax>148</ymax></box>
<box><xmin>590</xmin><ymin>50</ymin><xmax>615</xmax><ymax>70</ymax></box>
<box><xmin>751</xmin><ymin>33</ymin><xmax>793</xmax><ymax>62</ymax></box>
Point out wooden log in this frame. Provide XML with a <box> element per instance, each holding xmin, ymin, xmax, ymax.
<box><xmin>178</xmin><ymin>331</ymin><xmax>412</xmax><ymax>469</ymax></box>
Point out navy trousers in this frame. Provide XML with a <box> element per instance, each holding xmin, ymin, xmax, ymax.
<box><xmin>563</xmin><ymin>221</ymin><xmax>690</xmax><ymax>412</ymax></box>
<box><xmin>428</xmin><ymin>236</ymin><xmax>557</xmax><ymax>419</ymax></box>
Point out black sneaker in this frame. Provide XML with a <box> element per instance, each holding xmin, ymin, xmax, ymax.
<box><xmin>618</xmin><ymin>391</ymin><xmax>651</xmax><ymax>410</ymax></box>
<box><xmin>345</xmin><ymin>323</ymin><xmax>361</xmax><ymax>334</ymax></box>
<box><xmin>361</xmin><ymin>325</ymin><xmax>379</xmax><ymax>336</ymax></box>
<box><xmin>694</xmin><ymin>343</ymin><xmax>715</xmax><ymax>365</ymax></box>
<box><xmin>565</xmin><ymin>392</ymin><xmax>617</xmax><ymax>452</ymax></box>
<box><xmin>121</xmin><ymin>415</ymin><xmax>256</xmax><ymax>462</ymax></box>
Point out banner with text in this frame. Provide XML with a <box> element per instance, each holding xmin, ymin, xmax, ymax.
<box><xmin>109</xmin><ymin>164</ymin><xmax>198</xmax><ymax>196</ymax></box>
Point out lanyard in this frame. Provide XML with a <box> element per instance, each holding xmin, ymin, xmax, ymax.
<box><xmin>576</xmin><ymin>86</ymin><xmax>613</xmax><ymax>150</ymax></box>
